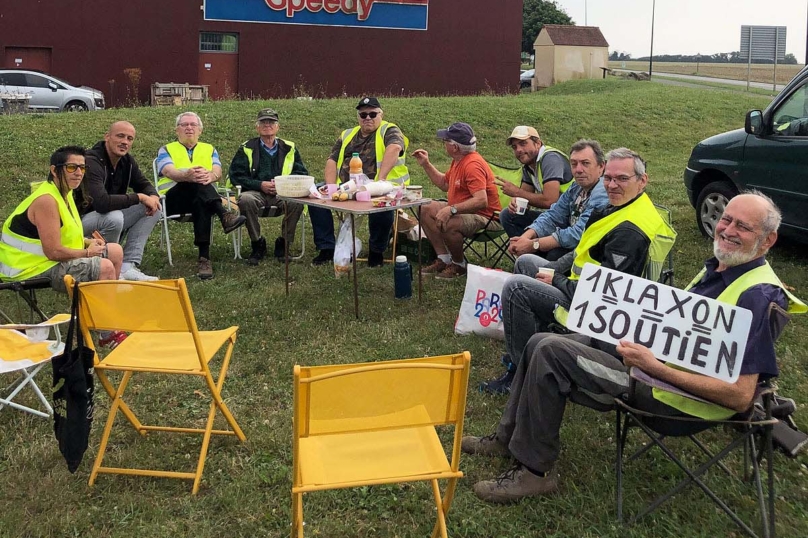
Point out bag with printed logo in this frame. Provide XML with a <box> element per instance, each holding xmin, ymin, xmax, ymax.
<box><xmin>454</xmin><ymin>264</ymin><xmax>509</xmax><ymax>340</ymax></box>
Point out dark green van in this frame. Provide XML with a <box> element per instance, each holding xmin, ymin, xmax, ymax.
<box><xmin>684</xmin><ymin>65</ymin><xmax>808</xmax><ymax>238</ymax></box>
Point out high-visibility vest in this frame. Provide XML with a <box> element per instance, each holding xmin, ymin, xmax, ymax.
<box><xmin>531</xmin><ymin>145</ymin><xmax>571</xmax><ymax>194</ymax></box>
<box><xmin>0</xmin><ymin>181</ymin><xmax>84</xmax><ymax>281</ymax></box>
<box><xmin>242</xmin><ymin>139</ymin><xmax>296</xmax><ymax>176</ymax></box>
<box><xmin>653</xmin><ymin>262</ymin><xmax>806</xmax><ymax>420</ymax></box>
<box><xmin>336</xmin><ymin>121</ymin><xmax>410</xmax><ymax>184</ymax></box>
<box><xmin>570</xmin><ymin>192</ymin><xmax>675</xmax><ymax>281</ymax></box>
<box><xmin>157</xmin><ymin>141</ymin><xmax>215</xmax><ymax>195</ymax></box>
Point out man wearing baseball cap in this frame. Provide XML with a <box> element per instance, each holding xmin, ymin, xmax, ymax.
<box><xmin>497</xmin><ymin>126</ymin><xmax>573</xmax><ymax>238</ymax></box>
<box><xmin>308</xmin><ymin>96</ymin><xmax>410</xmax><ymax>267</ymax></box>
<box><xmin>411</xmin><ymin>122</ymin><xmax>502</xmax><ymax>279</ymax></box>
<box><xmin>229</xmin><ymin>108</ymin><xmax>308</xmax><ymax>265</ymax></box>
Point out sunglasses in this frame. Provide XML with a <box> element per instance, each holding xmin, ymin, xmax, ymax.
<box><xmin>59</xmin><ymin>163</ymin><xmax>86</xmax><ymax>174</ymax></box>
<box><xmin>358</xmin><ymin>111</ymin><xmax>379</xmax><ymax>119</ymax></box>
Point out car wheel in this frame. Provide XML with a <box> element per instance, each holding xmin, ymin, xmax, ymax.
<box><xmin>64</xmin><ymin>101</ymin><xmax>89</xmax><ymax>112</ymax></box>
<box><xmin>695</xmin><ymin>181</ymin><xmax>736</xmax><ymax>238</ymax></box>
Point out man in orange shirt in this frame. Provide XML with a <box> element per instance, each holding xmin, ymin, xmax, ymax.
<box><xmin>412</xmin><ymin>122</ymin><xmax>502</xmax><ymax>279</ymax></box>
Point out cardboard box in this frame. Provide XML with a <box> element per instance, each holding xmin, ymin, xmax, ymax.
<box><xmin>393</xmin><ymin>238</ymin><xmax>437</xmax><ymax>263</ymax></box>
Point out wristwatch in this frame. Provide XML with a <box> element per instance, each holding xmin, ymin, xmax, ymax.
<box><xmin>533</xmin><ymin>239</ymin><xmax>541</xmax><ymax>251</ymax></box>
<box><xmin>449</xmin><ymin>205</ymin><xmax>458</xmax><ymax>215</ymax></box>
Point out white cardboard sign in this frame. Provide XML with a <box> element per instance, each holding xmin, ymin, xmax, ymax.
<box><xmin>566</xmin><ymin>264</ymin><xmax>753</xmax><ymax>383</ymax></box>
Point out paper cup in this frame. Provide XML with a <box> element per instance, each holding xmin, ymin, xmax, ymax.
<box><xmin>356</xmin><ymin>190</ymin><xmax>371</xmax><ymax>202</ymax></box>
<box><xmin>326</xmin><ymin>184</ymin><xmax>339</xmax><ymax>195</ymax></box>
<box><xmin>515</xmin><ymin>197</ymin><xmax>529</xmax><ymax>215</ymax></box>
<box><xmin>538</xmin><ymin>267</ymin><xmax>555</xmax><ymax>279</ymax></box>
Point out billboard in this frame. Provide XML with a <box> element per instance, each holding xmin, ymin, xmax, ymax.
<box><xmin>204</xmin><ymin>0</ymin><xmax>429</xmax><ymax>30</ymax></box>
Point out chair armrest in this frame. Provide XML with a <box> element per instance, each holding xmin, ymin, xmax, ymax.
<box><xmin>629</xmin><ymin>367</ymin><xmax>713</xmax><ymax>405</ymax></box>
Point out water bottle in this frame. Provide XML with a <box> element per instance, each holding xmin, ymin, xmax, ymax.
<box><xmin>394</xmin><ymin>255</ymin><xmax>412</xmax><ymax>299</ymax></box>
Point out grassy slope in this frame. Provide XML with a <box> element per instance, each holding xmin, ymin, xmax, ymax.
<box><xmin>1</xmin><ymin>79</ymin><xmax>807</xmax><ymax>538</ymax></box>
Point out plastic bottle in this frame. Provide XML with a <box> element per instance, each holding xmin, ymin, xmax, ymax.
<box><xmin>349</xmin><ymin>152</ymin><xmax>363</xmax><ymax>184</ymax></box>
<box><xmin>394</xmin><ymin>255</ymin><xmax>412</xmax><ymax>299</ymax></box>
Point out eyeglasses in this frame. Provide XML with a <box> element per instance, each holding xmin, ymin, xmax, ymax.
<box><xmin>358</xmin><ymin>111</ymin><xmax>379</xmax><ymax>119</ymax></box>
<box><xmin>178</xmin><ymin>122</ymin><xmax>200</xmax><ymax>128</ymax></box>
<box><xmin>603</xmin><ymin>174</ymin><xmax>637</xmax><ymax>185</ymax></box>
<box><xmin>59</xmin><ymin>163</ymin><xmax>86</xmax><ymax>174</ymax></box>
<box><xmin>258</xmin><ymin>120</ymin><xmax>278</xmax><ymax>126</ymax></box>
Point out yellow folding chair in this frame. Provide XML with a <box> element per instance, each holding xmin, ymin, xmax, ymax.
<box><xmin>64</xmin><ymin>276</ymin><xmax>246</xmax><ymax>494</ymax></box>
<box><xmin>292</xmin><ymin>352</ymin><xmax>471</xmax><ymax>538</ymax></box>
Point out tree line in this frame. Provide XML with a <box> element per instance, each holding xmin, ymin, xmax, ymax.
<box><xmin>610</xmin><ymin>51</ymin><xmax>798</xmax><ymax>65</ymax></box>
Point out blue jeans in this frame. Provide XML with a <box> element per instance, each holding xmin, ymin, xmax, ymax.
<box><xmin>81</xmin><ymin>204</ymin><xmax>160</xmax><ymax>266</ymax></box>
<box><xmin>502</xmin><ymin>254</ymin><xmax>570</xmax><ymax>368</ymax></box>
<box><xmin>500</xmin><ymin>207</ymin><xmax>542</xmax><ymax>238</ymax></box>
<box><xmin>309</xmin><ymin>206</ymin><xmax>394</xmax><ymax>253</ymax></box>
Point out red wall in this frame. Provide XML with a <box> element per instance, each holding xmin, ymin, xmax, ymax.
<box><xmin>0</xmin><ymin>1</ymin><xmax>522</xmax><ymax>106</ymax></box>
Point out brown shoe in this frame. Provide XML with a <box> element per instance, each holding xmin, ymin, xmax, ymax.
<box><xmin>197</xmin><ymin>257</ymin><xmax>214</xmax><ymax>280</ymax></box>
<box><xmin>420</xmin><ymin>259</ymin><xmax>448</xmax><ymax>276</ymax></box>
<box><xmin>461</xmin><ymin>433</ymin><xmax>510</xmax><ymax>457</ymax></box>
<box><xmin>221</xmin><ymin>209</ymin><xmax>247</xmax><ymax>234</ymax></box>
<box><xmin>473</xmin><ymin>464</ymin><xmax>558</xmax><ymax>504</ymax></box>
<box><xmin>435</xmin><ymin>263</ymin><xmax>467</xmax><ymax>280</ymax></box>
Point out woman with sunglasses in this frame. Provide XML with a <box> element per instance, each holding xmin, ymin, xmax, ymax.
<box><xmin>0</xmin><ymin>145</ymin><xmax>123</xmax><ymax>293</ymax></box>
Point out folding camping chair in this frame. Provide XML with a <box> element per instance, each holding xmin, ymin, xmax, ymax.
<box><xmin>461</xmin><ymin>161</ymin><xmax>520</xmax><ymax>268</ymax></box>
<box><xmin>615</xmin><ymin>302</ymin><xmax>792</xmax><ymax>538</ymax></box>
<box><xmin>292</xmin><ymin>352</ymin><xmax>471</xmax><ymax>538</ymax></box>
<box><xmin>65</xmin><ymin>276</ymin><xmax>246</xmax><ymax>494</ymax></box>
<box><xmin>0</xmin><ymin>276</ymin><xmax>51</xmax><ymax>324</ymax></box>
<box><xmin>0</xmin><ymin>314</ymin><xmax>69</xmax><ymax>418</ymax></box>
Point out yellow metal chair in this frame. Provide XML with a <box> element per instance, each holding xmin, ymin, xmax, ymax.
<box><xmin>64</xmin><ymin>276</ymin><xmax>246</xmax><ymax>494</ymax></box>
<box><xmin>292</xmin><ymin>352</ymin><xmax>471</xmax><ymax>538</ymax></box>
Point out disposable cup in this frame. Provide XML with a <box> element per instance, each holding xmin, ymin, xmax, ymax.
<box><xmin>326</xmin><ymin>184</ymin><xmax>339</xmax><ymax>195</ymax></box>
<box><xmin>515</xmin><ymin>197</ymin><xmax>529</xmax><ymax>215</ymax></box>
<box><xmin>356</xmin><ymin>190</ymin><xmax>371</xmax><ymax>202</ymax></box>
<box><xmin>538</xmin><ymin>267</ymin><xmax>555</xmax><ymax>279</ymax></box>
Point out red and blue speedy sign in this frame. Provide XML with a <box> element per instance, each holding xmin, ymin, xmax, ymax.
<box><xmin>204</xmin><ymin>0</ymin><xmax>429</xmax><ymax>31</ymax></box>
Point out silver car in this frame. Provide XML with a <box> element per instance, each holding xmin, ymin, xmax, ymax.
<box><xmin>0</xmin><ymin>69</ymin><xmax>104</xmax><ymax>112</ymax></box>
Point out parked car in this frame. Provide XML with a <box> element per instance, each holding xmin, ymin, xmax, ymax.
<box><xmin>520</xmin><ymin>69</ymin><xmax>535</xmax><ymax>89</ymax></box>
<box><xmin>684</xmin><ymin>64</ymin><xmax>808</xmax><ymax>239</ymax></box>
<box><xmin>0</xmin><ymin>69</ymin><xmax>104</xmax><ymax>112</ymax></box>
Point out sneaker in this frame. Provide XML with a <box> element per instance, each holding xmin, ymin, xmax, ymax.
<box><xmin>221</xmin><ymin>210</ymin><xmax>247</xmax><ymax>234</ymax></box>
<box><xmin>311</xmin><ymin>249</ymin><xmax>334</xmax><ymax>266</ymax></box>
<box><xmin>119</xmin><ymin>266</ymin><xmax>158</xmax><ymax>282</ymax></box>
<box><xmin>273</xmin><ymin>237</ymin><xmax>286</xmax><ymax>262</ymax></box>
<box><xmin>461</xmin><ymin>433</ymin><xmax>510</xmax><ymax>457</ymax></box>
<box><xmin>98</xmin><ymin>330</ymin><xmax>128</xmax><ymax>350</ymax></box>
<box><xmin>435</xmin><ymin>263</ymin><xmax>467</xmax><ymax>280</ymax></box>
<box><xmin>473</xmin><ymin>464</ymin><xmax>559</xmax><ymax>504</ymax></box>
<box><xmin>368</xmin><ymin>250</ymin><xmax>384</xmax><ymax>268</ymax></box>
<box><xmin>197</xmin><ymin>257</ymin><xmax>214</xmax><ymax>280</ymax></box>
<box><xmin>247</xmin><ymin>237</ymin><xmax>267</xmax><ymax>266</ymax></box>
<box><xmin>479</xmin><ymin>368</ymin><xmax>516</xmax><ymax>395</ymax></box>
<box><xmin>420</xmin><ymin>259</ymin><xmax>448</xmax><ymax>276</ymax></box>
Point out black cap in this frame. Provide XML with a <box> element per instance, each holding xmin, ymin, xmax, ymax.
<box><xmin>356</xmin><ymin>96</ymin><xmax>381</xmax><ymax>109</ymax></box>
<box><xmin>437</xmin><ymin>122</ymin><xmax>477</xmax><ymax>145</ymax></box>
<box><xmin>257</xmin><ymin>108</ymin><xmax>279</xmax><ymax>121</ymax></box>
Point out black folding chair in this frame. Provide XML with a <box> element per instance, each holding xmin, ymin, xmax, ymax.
<box><xmin>0</xmin><ymin>276</ymin><xmax>51</xmax><ymax>324</ymax></box>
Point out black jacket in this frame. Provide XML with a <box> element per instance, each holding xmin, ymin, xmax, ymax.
<box><xmin>83</xmin><ymin>140</ymin><xmax>157</xmax><ymax>214</ymax></box>
<box><xmin>228</xmin><ymin>137</ymin><xmax>308</xmax><ymax>192</ymax></box>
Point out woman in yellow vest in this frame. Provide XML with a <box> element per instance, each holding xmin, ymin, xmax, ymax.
<box><xmin>0</xmin><ymin>146</ymin><xmax>123</xmax><ymax>293</ymax></box>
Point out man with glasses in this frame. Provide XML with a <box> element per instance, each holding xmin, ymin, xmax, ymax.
<box><xmin>156</xmin><ymin>111</ymin><xmax>246</xmax><ymax>280</ymax></box>
<box><xmin>309</xmin><ymin>96</ymin><xmax>409</xmax><ymax>267</ymax></box>
<box><xmin>481</xmin><ymin>147</ymin><xmax>675</xmax><ymax>394</ymax></box>
<box><xmin>229</xmin><ymin>108</ymin><xmax>308</xmax><ymax>265</ymax></box>
<box><xmin>81</xmin><ymin>121</ymin><xmax>162</xmax><ymax>281</ymax></box>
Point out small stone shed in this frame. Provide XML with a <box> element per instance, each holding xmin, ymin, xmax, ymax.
<box><xmin>533</xmin><ymin>25</ymin><xmax>609</xmax><ymax>89</ymax></box>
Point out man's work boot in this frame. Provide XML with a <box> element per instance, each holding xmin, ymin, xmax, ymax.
<box><xmin>311</xmin><ymin>249</ymin><xmax>334</xmax><ymax>266</ymax></box>
<box><xmin>274</xmin><ymin>237</ymin><xmax>286</xmax><ymax>262</ymax></box>
<box><xmin>473</xmin><ymin>464</ymin><xmax>559</xmax><ymax>504</ymax></box>
<box><xmin>247</xmin><ymin>237</ymin><xmax>267</xmax><ymax>266</ymax></box>
<box><xmin>221</xmin><ymin>210</ymin><xmax>247</xmax><ymax>234</ymax></box>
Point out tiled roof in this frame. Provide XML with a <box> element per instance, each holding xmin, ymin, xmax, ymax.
<box><xmin>541</xmin><ymin>25</ymin><xmax>609</xmax><ymax>47</ymax></box>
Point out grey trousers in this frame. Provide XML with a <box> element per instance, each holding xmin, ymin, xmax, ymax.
<box><xmin>502</xmin><ymin>254</ymin><xmax>567</xmax><ymax>367</ymax></box>
<box><xmin>237</xmin><ymin>190</ymin><xmax>303</xmax><ymax>243</ymax></box>
<box><xmin>81</xmin><ymin>204</ymin><xmax>160</xmax><ymax>266</ymax></box>
<box><xmin>496</xmin><ymin>332</ymin><xmax>681</xmax><ymax>473</ymax></box>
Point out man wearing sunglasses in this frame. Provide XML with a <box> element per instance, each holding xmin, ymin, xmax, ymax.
<box><xmin>309</xmin><ymin>96</ymin><xmax>409</xmax><ymax>267</ymax></box>
<box><xmin>81</xmin><ymin>121</ymin><xmax>162</xmax><ymax>281</ymax></box>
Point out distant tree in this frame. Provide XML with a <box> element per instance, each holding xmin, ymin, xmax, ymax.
<box><xmin>609</xmin><ymin>50</ymin><xmax>619</xmax><ymax>61</ymax></box>
<box><xmin>618</xmin><ymin>52</ymin><xmax>632</xmax><ymax>61</ymax></box>
<box><xmin>522</xmin><ymin>0</ymin><xmax>574</xmax><ymax>54</ymax></box>
<box><xmin>784</xmin><ymin>53</ymin><xmax>798</xmax><ymax>65</ymax></box>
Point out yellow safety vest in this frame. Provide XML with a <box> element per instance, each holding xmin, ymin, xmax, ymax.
<box><xmin>336</xmin><ymin>121</ymin><xmax>410</xmax><ymax>184</ymax></box>
<box><xmin>0</xmin><ymin>181</ymin><xmax>84</xmax><ymax>281</ymax></box>
<box><xmin>242</xmin><ymin>139</ymin><xmax>296</xmax><ymax>176</ymax></box>
<box><xmin>157</xmin><ymin>141</ymin><xmax>215</xmax><ymax>195</ymax></box>
<box><xmin>654</xmin><ymin>262</ymin><xmax>806</xmax><ymax>420</ymax></box>
<box><xmin>533</xmin><ymin>146</ymin><xmax>571</xmax><ymax>194</ymax></box>
<box><xmin>570</xmin><ymin>193</ymin><xmax>675</xmax><ymax>281</ymax></box>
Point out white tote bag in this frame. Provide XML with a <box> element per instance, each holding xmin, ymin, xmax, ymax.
<box><xmin>454</xmin><ymin>264</ymin><xmax>509</xmax><ymax>340</ymax></box>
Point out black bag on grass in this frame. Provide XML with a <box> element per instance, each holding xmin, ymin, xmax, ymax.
<box><xmin>52</xmin><ymin>281</ymin><xmax>94</xmax><ymax>473</ymax></box>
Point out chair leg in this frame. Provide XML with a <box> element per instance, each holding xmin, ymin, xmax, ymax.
<box><xmin>429</xmin><ymin>479</ymin><xmax>448</xmax><ymax>538</ymax></box>
<box><xmin>0</xmin><ymin>364</ymin><xmax>52</xmax><ymax>418</ymax></box>
<box><xmin>90</xmin><ymin>371</ymin><xmax>134</xmax><ymax>487</ymax></box>
<box><xmin>291</xmin><ymin>491</ymin><xmax>304</xmax><ymax>537</ymax></box>
<box><xmin>96</xmin><ymin>370</ymin><xmax>144</xmax><ymax>433</ymax></box>
<box><xmin>161</xmin><ymin>215</ymin><xmax>174</xmax><ymax>267</ymax></box>
<box><xmin>233</xmin><ymin>228</ymin><xmax>242</xmax><ymax>260</ymax></box>
<box><xmin>616</xmin><ymin>408</ymin><xmax>624</xmax><ymax>523</ymax></box>
<box><xmin>430</xmin><ymin>477</ymin><xmax>459</xmax><ymax>538</ymax></box>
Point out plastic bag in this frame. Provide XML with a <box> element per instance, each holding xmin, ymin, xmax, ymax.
<box><xmin>454</xmin><ymin>264</ymin><xmax>509</xmax><ymax>340</ymax></box>
<box><xmin>334</xmin><ymin>218</ymin><xmax>362</xmax><ymax>278</ymax></box>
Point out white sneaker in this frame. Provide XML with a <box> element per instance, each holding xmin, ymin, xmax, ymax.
<box><xmin>119</xmin><ymin>266</ymin><xmax>159</xmax><ymax>281</ymax></box>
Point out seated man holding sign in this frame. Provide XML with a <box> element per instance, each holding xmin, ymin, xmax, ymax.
<box><xmin>481</xmin><ymin>147</ymin><xmax>674</xmax><ymax>394</ymax></box>
<box><xmin>463</xmin><ymin>192</ymin><xmax>805</xmax><ymax>503</ymax></box>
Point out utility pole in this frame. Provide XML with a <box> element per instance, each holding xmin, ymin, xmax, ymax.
<box><xmin>585</xmin><ymin>0</ymin><xmax>588</xmax><ymax>25</ymax></box>
<box><xmin>649</xmin><ymin>0</ymin><xmax>656</xmax><ymax>77</ymax></box>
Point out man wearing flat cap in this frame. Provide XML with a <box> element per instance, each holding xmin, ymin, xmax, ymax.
<box><xmin>498</xmin><ymin>125</ymin><xmax>573</xmax><ymax>238</ymax></box>
<box><xmin>412</xmin><ymin>122</ymin><xmax>502</xmax><ymax>279</ymax></box>
<box><xmin>308</xmin><ymin>96</ymin><xmax>410</xmax><ymax>267</ymax></box>
<box><xmin>229</xmin><ymin>108</ymin><xmax>308</xmax><ymax>264</ymax></box>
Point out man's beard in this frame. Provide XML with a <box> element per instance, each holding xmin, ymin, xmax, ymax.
<box><xmin>713</xmin><ymin>234</ymin><xmax>760</xmax><ymax>267</ymax></box>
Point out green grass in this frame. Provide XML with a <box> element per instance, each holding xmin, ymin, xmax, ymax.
<box><xmin>2</xmin><ymin>78</ymin><xmax>808</xmax><ymax>537</ymax></box>
<box><xmin>651</xmin><ymin>74</ymin><xmax>782</xmax><ymax>97</ymax></box>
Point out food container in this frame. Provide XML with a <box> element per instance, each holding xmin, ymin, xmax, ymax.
<box><xmin>275</xmin><ymin>175</ymin><xmax>315</xmax><ymax>197</ymax></box>
<box><xmin>405</xmin><ymin>185</ymin><xmax>423</xmax><ymax>200</ymax></box>
<box><xmin>371</xmin><ymin>197</ymin><xmax>399</xmax><ymax>208</ymax></box>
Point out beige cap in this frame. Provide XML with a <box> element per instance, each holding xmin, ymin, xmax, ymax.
<box><xmin>506</xmin><ymin>125</ymin><xmax>540</xmax><ymax>145</ymax></box>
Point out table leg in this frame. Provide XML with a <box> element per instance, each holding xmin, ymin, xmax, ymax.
<box><xmin>351</xmin><ymin>213</ymin><xmax>359</xmax><ymax>319</ymax></box>
<box><xmin>417</xmin><ymin>205</ymin><xmax>422</xmax><ymax>302</ymax></box>
<box><xmin>285</xmin><ymin>229</ymin><xmax>290</xmax><ymax>296</ymax></box>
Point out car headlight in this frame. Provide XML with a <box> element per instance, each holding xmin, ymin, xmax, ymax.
<box><xmin>94</xmin><ymin>97</ymin><xmax>105</xmax><ymax>109</ymax></box>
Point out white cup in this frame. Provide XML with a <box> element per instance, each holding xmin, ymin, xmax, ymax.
<box><xmin>538</xmin><ymin>267</ymin><xmax>555</xmax><ymax>279</ymax></box>
<box><xmin>515</xmin><ymin>197</ymin><xmax>529</xmax><ymax>215</ymax></box>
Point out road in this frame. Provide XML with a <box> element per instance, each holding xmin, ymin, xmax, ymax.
<box><xmin>612</xmin><ymin>69</ymin><xmax>786</xmax><ymax>91</ymax></box>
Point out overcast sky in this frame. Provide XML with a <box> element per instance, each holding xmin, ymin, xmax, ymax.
<box><xmin>552</xmin><ymin>0</ymin><xmax>808</xmax><ymax>63</ymax></box>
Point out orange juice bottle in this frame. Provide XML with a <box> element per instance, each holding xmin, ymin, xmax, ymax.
<box><xmin>349</xmin><ymin>152</ymin><xmax>363</xmax><ymax>183</ymax></box>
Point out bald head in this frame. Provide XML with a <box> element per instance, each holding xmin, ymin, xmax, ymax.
<box><xmin>713</xmin><ymin>191</ymin><xmax>780</xmax><ymax>269</ymax></box>
<box><xmin>104</xmin><ymin>121</ymin><xmax>136</xmax><ymax>163</ymax></box>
